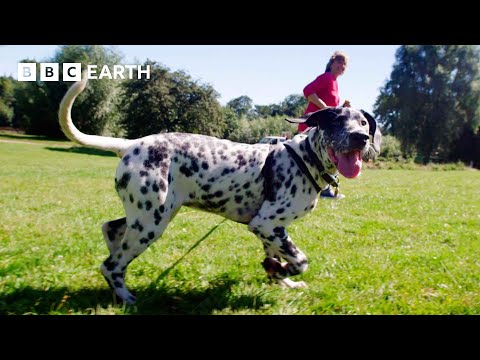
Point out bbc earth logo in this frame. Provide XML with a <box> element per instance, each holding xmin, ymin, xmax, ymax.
<box><xmin>17</xmin><ymin>63</ymin><xmax>151</xmax><ymax>81</ymax></box>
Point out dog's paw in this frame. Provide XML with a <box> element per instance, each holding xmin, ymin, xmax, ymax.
<box><xmin>277</xmin><ymin>278</ymin><xmax>308</xmax><ymax>289</ymax></box>
<box><xmin>115</xmin><ymin>288</ymin><xmax>137</xmax><ymax>305</ymax></box>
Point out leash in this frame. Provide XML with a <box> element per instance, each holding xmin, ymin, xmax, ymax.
<box><xmin>284</xmin><ymin>139</ymin><xmax>339</xmax><ymax>195</ymax></box>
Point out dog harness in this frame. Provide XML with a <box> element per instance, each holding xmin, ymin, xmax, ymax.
<box><xmin>284</xmin><ymin>139</ymin><xmax>339</xmax><ymax>195</ymax></box>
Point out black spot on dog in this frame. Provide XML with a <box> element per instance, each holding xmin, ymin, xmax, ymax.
<box><xmin>152</xmin><ymin>182</ymin><xmax>159</xmax><ymax>192</ymax></box>
<box><xmin>191</xmin><ymin>159</ymin><xmax>199</xmax><ymax>173</ymax></box>
<box><xmin>122</xmin><ymin>243</ymin><xmax>129</xmax><ymax>250</ymax></box>
<box><xmin>129</xmin><ymin>194</ymin><xmax>134</xmax><ymax>203</ymax></box>
<box><xmin>159</xmin><ymin>205</ymin><xmax>165</xmax><ymax>213</ymax></box>
<box><xmin>145</xmin><ymin>201</ymin><xmax>152</xmax><ymax>211</ymax></box>
<box><xmin>154</xmin><ymin>209</ymin><xmax>162</xmax><ymax>225</ymax></box>
<box><xmin>133</xmin><ymin>147</ymin><xmax>140</xmax><ymax>155</ymax></box>
<box><xmin>148</xmin><ymin>144</ymin><xmax>168</xmax><ymax>169</ymax></box>
<box><xmin>290</xmin><ymin>184</ymin><xmax>297</xmax><ymax>197</ymax></box>
<box><xmin>285</xmin><ymin>175</ymin><xmax>293</xmax><ymax>189</ymax></box>
<box><xmin>148</xmin><ymin>232</ymin><xmax>155</xmax><ymax>240</ymax></box>
<box><xmin>201</xmin><ymin>184</ymin><xmax>211</xmax><ymax>192</ymax></box>
<box><xmin>280</xmin><ymin>239</ymin><xmax>299</xmax><ymax>257</ymax></box>
<box><xmin>202</xmin><ymin>162</ymin><xmax>209</xmax><ymax>170</ymax></box>
<box><xmin>104</xmin><ymin>256</ymin><xmax>117</xmax><ymax>271</ymax></box>
<box><xmin>234</xmin><ymin>195</ymin><xmax>243</xmax><ymax>204</ymax></box>
<box><xmin>236</xmin><ymin>154</ymin><xmax>247</xmax><ymax>168</ymax></box>
<box><xmin>132</xmin><ymin>220</ymin><xmax>144</xmax><ymax>233</ymax></box>
<box><xmin>276</xmin><ymin>208</ymin><xmax>285</xmax><ymax>214</ymax></box>
<box><xmin>140</xmin><ymin>186</ymin><xmax>149</xmax><ymax>194</ymax></box>
<box><xmin>180</xmin><ymin>164</ymin><xmax>193</xmax><ymax>177</ymax></box>
<box><xmin>139</xmin><ymin>170</ymin><xmax>148</xmax><ymax>177</ymax></box>
<box><xmin>158</xmin><ymin>179</ymin><xmax>167</xmax><ymax>192</ymax></box>
<box><xmin>273</xmin><ymin>227</ymin><xmax>286</xmax><ymax>238</ymax></box>
<box><xmin>111</xmin><ymin>272</ymin><xmax>123</xmax><ymax>280</ymax></box>
<box><xmin>115</xmin><ymin>172</ymin><xmax>131</xmax><ymax>191</ymax></box>
<box><xmin>123</xmin><ymin>155</ymin><xmax>130</xmax><ymax>166</ymax></box>
<box><xmin>137</xmin><ymin>201</ymin><xmax>143</xmax><ymax>209</ymax></box>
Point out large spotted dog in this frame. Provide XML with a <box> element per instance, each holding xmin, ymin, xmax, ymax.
<box><xmin>59</xmin><ymin>78</ymin><xmax>381</xmax><ymax>304</ymax></box>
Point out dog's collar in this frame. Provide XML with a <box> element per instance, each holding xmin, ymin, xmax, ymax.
<box><xmin>284</xmin><ymin>141</ymin><xmax>339</xmax><ymax>194</ymax></box>
<box><xmin>304</xmin><ymin>138</ymin><xmax>339</xmax><ymax>189</ymax></box>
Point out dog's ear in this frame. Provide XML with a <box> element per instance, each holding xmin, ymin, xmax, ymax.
<box><xmin>284</xmin><ymin>113</ymin><xmax>311</xmax><ymax>124</ymax></box>
<box><xmin>360</xmin><ymin>110</ymin><xmax>377</xmax><ymax>138</ymax></box>
<box><xmin>285</xmin><ymin>108</ymin><xmax>338</xmax><ymax>129</ymax></box>
<box><xmin>360</xmin><ymin>110</ymin><xmax>382</xmax><ymax>158</ymax></box>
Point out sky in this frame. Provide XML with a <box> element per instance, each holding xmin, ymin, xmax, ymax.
<box><xmin>0</xmin><ymin>45</ymin><xmax>399</xmax><ymax>114</ymax></box>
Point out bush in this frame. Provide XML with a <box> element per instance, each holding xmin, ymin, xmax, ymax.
<box><xmin>0</xmin><ymin>100</ymin><xmax>14</xmax><ymax>127</ymax></box>
<box><xmin>379</xmin><ymin>135</ymin><xmax>402</xmax><ymax>160</ymax></box>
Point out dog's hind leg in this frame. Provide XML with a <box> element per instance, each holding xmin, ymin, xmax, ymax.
<box><xmin>248</xmin><ymin>216</ymin><xmax>308</xmax><ymax>289</ymax></box>
<box><xmin>101</xmin><ymin>217</ymin><xmax>127</xmax><ymax>254</ymax></box>
<box><xmin>100</xmin><ymin>194</ymin><xmax>182</xmax><ymax>304</ymax></box>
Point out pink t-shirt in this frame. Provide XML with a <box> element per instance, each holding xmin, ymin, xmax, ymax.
<box><xmin>298</xmin><ymin>72</ymin><xmax>340</xmax><ymax>132</ymax></box>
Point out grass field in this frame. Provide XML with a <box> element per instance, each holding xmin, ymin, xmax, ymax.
<box><xmin>1</xmin><ymin>132</ymin><xmax>479</xmax><ymax>315</ymax></box>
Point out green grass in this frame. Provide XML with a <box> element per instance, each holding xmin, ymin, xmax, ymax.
<box><xmin>1</xmin><ymin>133</ymin><xmax>479</xmax><ymax>314</ymax></box>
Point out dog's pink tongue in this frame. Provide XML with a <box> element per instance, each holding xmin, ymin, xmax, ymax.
<box><xmin>337</xmin><ymin>151</ymin><xmax>362</xmax><ymax>178</ymax></box>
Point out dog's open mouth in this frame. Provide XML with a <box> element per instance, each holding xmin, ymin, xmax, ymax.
<box><xmin>328</xmin><ymin>147</ymin><xmax>362</xmax><ymax>179</ymax></box>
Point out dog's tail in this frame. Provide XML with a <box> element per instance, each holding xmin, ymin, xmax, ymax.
<box><xmin>58</xmin><ymin>76</ymin><xmax>135</xmax><ymax>157</ymax></box>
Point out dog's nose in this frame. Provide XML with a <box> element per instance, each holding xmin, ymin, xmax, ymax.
<box><xmin>350</xmin><ymin>132</ymin><xmax>369</xmax><ymax>148</ymax></box>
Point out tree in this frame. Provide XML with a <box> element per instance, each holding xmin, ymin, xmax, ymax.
<box><xmin>227</xmin><ymin>95</ymin><xmax>254</xmax><ymax>118</ymax></box>
<box><xmin>228</xmin><ymin>115</ymin><xmax>296</xmax><ymax>144</ymax></box>
<box><xmin>0</xmin><ymin>76</ymin><xmax>15</xmax><ymax>127</ymax></box>
<box><xmin>221</xmin><ymin>106</ymin><xmax>240</xmax><ymax>139</ymax></box>
<box><xmin>280</xmin><ymin>94</ymin><xmax>308</xmax><ymax>117</ymax></box>
<box><xmin>120</xmin><ymin>61</ymin><xmax>226</xmax><ymax>138</ymax></box>
<box><xmin>14</xmin><ymin>46</ymin><xmax>123</xmax><ymax>137</ymax></box>
<box><xmin>373</xmin><ymin>45</ymin><xmax>480</xmax><ymax>162</ymax></box>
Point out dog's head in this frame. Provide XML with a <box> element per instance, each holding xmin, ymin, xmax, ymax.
<box><xmin>286</xmin><ymin>107</ymin><xmax>382</xmax><ymax>179</ymax></box>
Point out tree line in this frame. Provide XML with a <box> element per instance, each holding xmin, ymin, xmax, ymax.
<box><xmin>1</xmin><ymin>45</ymin><xmax>480</xmax><ymax>167</ymax></box>
<box><xmin>374</xmin><ymin>45</ymin><xmax>480</xmax><ymax>167</ymax></box>
<box><xmin>0</xmin><ymin>45</ymin><xmax>301</xmax><ymax>144</ymax></box>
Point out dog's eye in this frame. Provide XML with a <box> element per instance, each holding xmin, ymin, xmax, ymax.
<box><xmin>361</xmin><ymin>120</ymin><xmax>367</xmax><ymax>126</ymax></box>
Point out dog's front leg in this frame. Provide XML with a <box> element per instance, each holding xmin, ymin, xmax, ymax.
<box><xmin>248</xmin><ymin>220</ymin><xmax>308</xmax><ymax>288</ymax></box>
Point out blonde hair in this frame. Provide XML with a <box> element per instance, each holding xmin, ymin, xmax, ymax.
<box><xmin>325</xmin><ymin>51</ymin><xmax>348</xmax><ymax>72</ymax></box>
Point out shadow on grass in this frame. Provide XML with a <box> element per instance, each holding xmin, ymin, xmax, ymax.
<box><xmin>0</xmin><ymin>133</ymin><xmax>57</xmax><ymax>142</ymax></box>
<box><xmin>0</xmin><ymin>273</ymin><xmax>270</xmax><ymax>315</ymax></box>
<box><xmin>137</xmin><ymin>273</ymin><xmax>270</xmax><ymax>315</ymax></box>
<box><xmin>1</xmin><ymin>220</ymin><xmax>271</xmax><ymax>315</ymax></box>
<box><xmin>45</xmin><ymin>146</ymin><xmax>117</xmax><ymax>157</ymax></box>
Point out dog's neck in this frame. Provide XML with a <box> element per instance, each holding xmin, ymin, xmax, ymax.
<box><xmin>308</xmin><ymin>128</ymin><xmax>338</xmax><ymax>174</ymax></box>
<box><xmin>288</xmin><ymin>129</ymin><xmax>339</xmax><ymax>191</ymax></box>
